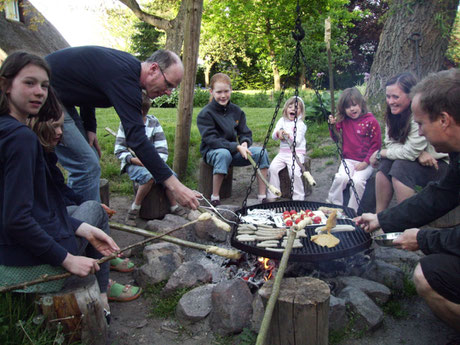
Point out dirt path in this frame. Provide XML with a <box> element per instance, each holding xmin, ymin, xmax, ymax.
<box><xmin>106</xmin><ymin>156</ymin><xmax>457</xmax><ymax>345</ymax></box>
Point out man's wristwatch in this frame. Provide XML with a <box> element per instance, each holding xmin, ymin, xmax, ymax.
<box><xmin>376</xmin><ymin>149</ymin><xmax>382</xmax><ymax>161</ymax></box>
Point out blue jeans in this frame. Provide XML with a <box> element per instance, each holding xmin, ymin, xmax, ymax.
<box><xmin>205</xmin><ymin>147</ymin><xmax>270</xmax><ymax>175</ymax></box>
<box><xmin>67</xmin><ymin>200</ymin><xmax>110</xmax><ymax>293</ymax></box>
<box><xmin>126</xmin><ymin>164</ymin><xmax>175</xmax><ymax>185</ymax></box>
<box><xmin>55</xmin><ymin>108</ymin><xmax>101</xmax><ymax>202</ymax></box>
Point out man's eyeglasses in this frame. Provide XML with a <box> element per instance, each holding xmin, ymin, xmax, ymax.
<box><xmin>158</xmin><ymin>65</ymin><xmax>175</xmax><ymax>91</ymax></box>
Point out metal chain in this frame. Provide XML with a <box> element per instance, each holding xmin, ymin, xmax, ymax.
<box><xmin>241</xmin><ymin>11</ymin><xmax>303</xmax><ymax>209</ymax></box>
<box><xmin>298</xmin><ymin>48</ymin><xmax>362</xmax><ymax>209</ymax></box>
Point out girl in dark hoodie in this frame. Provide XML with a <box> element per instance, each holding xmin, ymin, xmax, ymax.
<box><xmin>0</xmin><ymin>52</ymin><xmax>127</xmax><ymax>313</ymax></box>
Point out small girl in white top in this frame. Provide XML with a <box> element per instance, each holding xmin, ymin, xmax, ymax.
<box><xmin>266</xmin><ymin>96</ymin><xmax>307</xmax><ymax>201</ymax></box>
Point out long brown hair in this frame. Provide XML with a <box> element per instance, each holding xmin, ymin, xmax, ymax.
<box><xmin>0</xmin><ymin>51</ymin><xmax>59</xmax><ymax>122</ymax></box>
<box><xmin>27</xmin><ymin>87</ymin><xmax>63</xmax><ymax>152</ymax></box>
<box><xmin>336</xmin><ymin>87</ymin><xmax>368</xmax><ymax>122</ymax></box>
<box><xmin>208</xmin><ymin>73</ymin><xmax>231</xmax><ymax>103</ymax></box>
<box><xmin>384</xmin><ymin>72</ymin><xmax>417</xmax><ymax>143</ymax></box>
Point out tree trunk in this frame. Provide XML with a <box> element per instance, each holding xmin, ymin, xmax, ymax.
<box><xmin>165</xmin><ymin>1</ymin><xmax>186</xmax><ymax>54</ymax></box>
<box><xmin>173</xmin><ymin>0</ymin><xmax>203</xmax><ymax>179</ymax></box>
<box><xmin>117</xmin><ymin>0</ymin><xmax>186</xmax><ymax>55</ymax></box>
<box><xmin>366</xmin><ymin>0</ymin><xmax>458</xmax><ymax>114</ymax></box>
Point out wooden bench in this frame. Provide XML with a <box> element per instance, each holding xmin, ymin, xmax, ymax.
<box><xmin>133</xmin><ymin>182</ymin><xmax>170</xmax><ymax>220</ymax></box>
<box><xmin>279</xmin><ymin>157</ymin><xmax>312</xmax><ymax>199</ymax></box>
<box><xmin>198</xmin><ymin>158</ymin><xmax>233</xmax><ymax>199</ymax></box>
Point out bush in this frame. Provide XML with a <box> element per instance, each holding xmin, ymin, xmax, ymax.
<box><xmin>305</xmin><ymin>90</ymin><xmax>342</xmax><ymax>122</ymax></box>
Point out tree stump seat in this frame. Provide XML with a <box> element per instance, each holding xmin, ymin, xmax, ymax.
<box><xmin>38</xmin><ymin>275</ymin><xmax>108</xmax><ymax>345</ymax></box>
<box><xmin>133</xmin><ymin>181</ymin><xmax>170</xmax><ymax>220</ymax></box>
<box><xmin>99</xmin><ymin>178</ymin><xmax>110</xmax><ymax>206</ymax></box>
<box><xmin>258</xmin><ymin>276</ymin><xmax>330</xmax><ymax>345</ymax></box>
<box><xmin>198</xmin><ymin>158</ymin><xmax>233</xmax><ymax>199</ymax></box>
<box><xmin>279</xmin><ymin>156</ymin><xmax>312</xmax><ymax>199</ymax></box>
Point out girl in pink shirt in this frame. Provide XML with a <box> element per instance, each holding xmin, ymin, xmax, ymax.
<box><xmin>327</xmin><ymin>87</ymin><xmax>381</xmax><ymax>212</ymax></box>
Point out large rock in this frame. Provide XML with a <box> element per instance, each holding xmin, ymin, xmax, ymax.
<box><xmin>374</xmin><ymin>246</ymin><xmax>421</xmax><ymax>271</ymax></box>
<box><xmin>176</xmin><ymin>284</ymin><xmax>215</xmax><ymax>322</ymax></box>
<box><xmin>210</xmin><ymin>279</ymin><xmax>253</xmax><ymax>335</ymax></box>
<box><xmin>329</xmin><ymin>295</ymin><xmax>348</xmax><ymax>331</ymax></box>
<box><xmin>194</xmin><ymin>217</ymin><xmax>228</xmax><ymax>242</ymax></box>
<box><xmin>146</xmin><ymin>214</ymin><xmax>194</xmax><ymax>241</ymax></box>
<box><xmin>133</xmin><ymin>243</ymin><xmax>184</xmax><ymax>287</ymax></box>
<box><xmin>338</xmin><ymin>286</ymin><xmax>384</xmax><ymax>331</ymax></box>
<box><xmin>361</xmin><ymin>259</ymin><xmax>405</xmax><ymax>291</ymax></box>
<box><xmin>250</xmin><ymin>293</ymin><xmax>264</xmax><ymax>333</ymax></box>
<box><xmin>163</xmin><ymin>262</ymin><xmax>212</xmax><ymax>295</ymax></box>
<box><xmin>338</xmin><ymin>276</ymin><xmax>391</xmax><ymax>305</ymax></box>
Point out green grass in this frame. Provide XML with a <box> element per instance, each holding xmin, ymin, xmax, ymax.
<box><xmin>96</xmin><ymin>107</ymin><xmax>331</xmax><ymax>195</ymax></box>
<box><xmin>143</xmin><ymin>281</ymin><xmax>193</xmax><ymax>318</ymax></box>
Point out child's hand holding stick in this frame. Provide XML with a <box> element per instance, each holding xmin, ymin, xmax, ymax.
<box><xmin>281</xmin><ymin>134</ymin><xmax>317</xmax><ymax>186</ymax></box>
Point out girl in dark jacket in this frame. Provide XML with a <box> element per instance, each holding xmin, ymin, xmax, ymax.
<box><xmin>0</xmin><ymin>52</ymin><xmax>123</xmax><ymax>310</ymax></box>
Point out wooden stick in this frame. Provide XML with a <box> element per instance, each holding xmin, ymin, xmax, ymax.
<box><xmin>325</xmin><ymin>16</ymin><xmax>335</xmax><ymax>116</ymax></box>
<box><xmin>105</xmin><ymin>127</ymin><xmax>136</xmax><ymax>157</ymax></box>
<box><xmin>282</xmin><ymin>133</ymin><xmax>317</xmax><ymax>186</ymax></box>
<box><xmin>109</xmin><ymin>221</ymin><xmax>241</xmax><ymax>260</ymax></box>
<box><xmin>0</xmin><ymin>217</ymin><xmax>208</xmax><ymax>293</ymax></box>
<box><xmin>246</xmin><ymin>154</ymin><xmax>281</xmax><ymax>197</ymax></box>
<box><xmin>255</xmin><ymin>224</ymin><xmax>299</xmax><ymax>345</ymax></box>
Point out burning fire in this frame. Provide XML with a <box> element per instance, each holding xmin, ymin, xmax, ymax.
<box><xmin>258</xmin><ymin>257</ymin><xmax>275</xmax><ymax>281</ymax></box>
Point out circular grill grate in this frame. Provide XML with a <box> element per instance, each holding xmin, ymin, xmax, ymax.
<box><xmin>230</xmin><ymin>200</ymin><xmax>372</xmax><ymax>262</ymax></box>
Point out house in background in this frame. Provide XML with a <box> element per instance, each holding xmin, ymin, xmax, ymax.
<box><xmin>0</xmin><ymin>0</ymin><xmax>69</xmax><ymax>62</ymax></box>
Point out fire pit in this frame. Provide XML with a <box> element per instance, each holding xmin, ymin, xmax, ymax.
<box><xmin>231</xmin><ymin>200</ymin><xmax>371</xmax><ymax>262</ymax></box>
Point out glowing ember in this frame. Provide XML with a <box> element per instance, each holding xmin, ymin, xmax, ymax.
<box><xmin>258</xmin><ymin>257</ymin><xmax>276</xmax><ymax>281</ymax></box>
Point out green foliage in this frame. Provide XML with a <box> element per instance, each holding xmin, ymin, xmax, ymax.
<box><xmin>131</xmin><ymin>20</ymin><xmax>165</xmax><ymax>61</ymax></box>
<box><xmin>305</xmin><ymin>90</ymin><xmax>342</xmax><ymax>122</ymax></box>
<box><xmin>144</xmin><ymin>281</ymin><xmax>192</xmax><ymax>318</ymax></box>
<box><xmin>446</xmin><ymin>10</ymin><xmax>460</xmax><ymax>66</ymax></box>
<box><xmin>0</xmin><ymin>293</ymin><xmax>70</xmax><ymax>345</ymax></box>
<box><xmin>152</xmin><ymin>88</ymin><xmax>180</xmax><ymax>108</ymax></box>
<box><xmin>193</xmin><ymin>87</ymin><xmax>211</xmax><ymax>107</ymax></box>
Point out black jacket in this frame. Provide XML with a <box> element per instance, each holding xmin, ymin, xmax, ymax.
<box><xmin>378</xmin><ymin>152</ymin><xmax>460</xmax><ymax>256</ymax></box>
<box><xmin>197</xmin><ymin>99</ymin><xmax>252</xmax><ymax>162</ymax></box>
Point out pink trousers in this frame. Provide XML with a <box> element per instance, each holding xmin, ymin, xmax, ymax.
<box><xmin>267</xmin><ymin>152</ymin><xmax>305</xmax><ymax>200</ymax></box>
<box><xmin>327</xmin><ymin>158</ymin><xmax>374</xmax><ymax>211</ymax></box>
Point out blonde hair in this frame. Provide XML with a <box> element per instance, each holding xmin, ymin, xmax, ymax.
<box><xmin>27</xmin><ymin>112</ymin><xmax>63</xmax><ymax>152</ymax></box>
<box><xmin>208</xmin><ymin>73</ymin><xmax>232</xmax><ymax>103</ymax></box>
<box><xmin>282</xmin><ymin>96</ymin><xmax>305</xmax><ymax>120</ymax></box>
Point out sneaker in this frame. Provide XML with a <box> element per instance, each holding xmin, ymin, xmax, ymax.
<box><xmin>211</xmin><ymin>199</ymin><xmax>221</xmax><ymax>207</ymax></box>
<box><xmin>125</xmin><ymin>208</ymin><xmax>139</xmax><ymax>226</ymax></box>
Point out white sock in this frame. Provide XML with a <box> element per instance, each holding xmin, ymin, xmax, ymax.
<box><xmin>131</xmin><ymin>202</ymin><xmax>141</xmax><ymax>210</ymax></box>
<box><xmin>258</xmin><ymin>194</ymin><xmax>267</xmax><ymax>201</ymax></box>
<box><xmin>211</xmin><ymin>194</ymin><xmax>220</xmax><ymax>201</ymax></box>
<box><xmin>170</xmin><ymin>205</ymin><xmax>179</xmax><ymax>212</ymax></box>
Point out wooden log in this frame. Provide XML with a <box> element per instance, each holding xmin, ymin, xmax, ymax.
<box><xmin>38</xmin><ymin>275</ymin><xmax>107</xmax><ymax>345</ymax></box>
<box><xmin>198</xmin><ymin>158</ymin><xmax>233</xmax><ymax>199</ymax></box>
<box><xmin>99</xmin><ymin>178</ymin><xmax>110</xmax><ymax>206</ymax></box>
<box><xmin>133</xmin><ymin>182</ymin><xmax>170</xmax><ymax>220</ymax></box>
<box><xmin>258</xmin><ymin>277</ymin><xmax>330</xmax><ymax>345</ymax></box>
<box><xmin>280</xmin><ymin>157</ymin><xmax>312</xmax><ymax>199</ymax></box>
